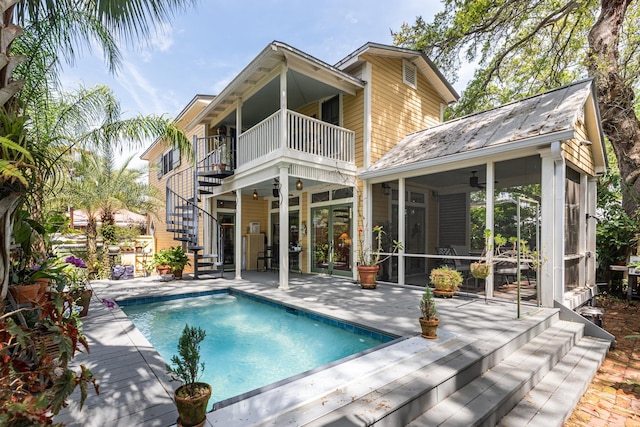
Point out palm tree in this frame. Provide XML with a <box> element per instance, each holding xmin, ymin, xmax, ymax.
<box><xmin>0</xmin><ymin>0</ymin><xmax>196</xmax><ymax>298</ymax></box>
<box><xmin>57</xmin><ymin>145</ymin><xmax>160</xmax><ymax>277</ymax></box>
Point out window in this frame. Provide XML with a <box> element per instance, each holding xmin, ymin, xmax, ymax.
<box><xmin>157</xmin><ymin>145</ymin><xmax>181</xmax><ymax>178</ymax></box>
<box><xmin>403</xmin><ymin>59</ymin><xmax>417</xmax><ymax>89</ymax></box>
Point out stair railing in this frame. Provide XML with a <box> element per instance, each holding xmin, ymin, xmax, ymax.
<box><xmin>166</xmin><ymin>165</ymin><xmax>224</xmax><ymax>277</ymax></box>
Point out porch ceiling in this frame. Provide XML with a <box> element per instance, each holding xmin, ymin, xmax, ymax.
<box><xmin>190</xmin><ymin>41</ymin><xmax>364</xmax><ymax>131</ymax></box>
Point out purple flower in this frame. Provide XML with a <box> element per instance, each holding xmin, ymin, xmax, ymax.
<box><xmin>101</xmin><ymin>298</ymin><xmax>116</xmax><ymax>308</ymax></box>
<box><xmin>29</xmin><ymin>264</ymin><xmax>41</xmax><ymax>271</ymax></box>
<box><xmin>65</xmin><ymin>255</ymin><xmax>87</xmax><ymax>269</ymax></box>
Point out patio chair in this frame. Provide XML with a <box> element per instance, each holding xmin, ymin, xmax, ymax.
<box><xmin>435</xmin><ymin>247</ymin><xmax>456</xmax><ymax>269</ymax></box>
<box><xmin>494</xmin><ymin>250</ymin><xmax>531</xmax><ymax>286</ymax></box>
<box><xmin>257</xmin><ymin>246</ymin><xmax>275</xmax><ymax>272</ymax></box>
<box><xmin>450</xmin><ymin>245</ymin><xmax>472</xmax><ymax>281</ymax></box>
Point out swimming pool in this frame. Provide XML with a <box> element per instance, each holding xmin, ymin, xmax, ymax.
<box><xmin>120</xmin><ymin>290</ymin><xmax>396</xmax><ymax>409</ymax></box>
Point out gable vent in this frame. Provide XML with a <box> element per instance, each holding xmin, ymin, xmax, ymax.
<box><xmin>403</xmin><ymin>59</ymin><xmax>417</xmax><ymax>89</ymax></box>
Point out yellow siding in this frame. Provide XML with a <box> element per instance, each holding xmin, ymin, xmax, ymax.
<box><xmin>241</xmin><ymin>195</ymin><xmax>269</xmax><ymax>236</ymax></box>
<box><xmin>563</xmin><ymin>121</ymin><xmax>595</xmax><ymax>176</ymax></box>
<box><xmin>364</xmin><ymin>54</ymin><xmax>445</xmax><ymax>164</ymax></box>
<box><xmin>296</xmin><ymin>103</ymin><xmax>319</xmax><ymax>119</ymax></box>
<box><xmin>343</xmin><ymin>90</ymin><xmax>365</xmax><ymax>168</ymax></box>
<box><xmin>147</xmin><ymin>125</ymin><xmax>205</xmax><ymax>274</ymax></box>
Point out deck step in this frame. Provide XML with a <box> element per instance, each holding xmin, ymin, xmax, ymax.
<box><xmin>219</xmin><ymin>309</ymin><xmax>559</xmax><ymax>427</ymax></box>
<box><xmin>406</xmin><ymin>320</ymin><xmax>585</xmax><ymax>427</ymax></box>
<box><xmin>497</xmin><ymin>335</ymin><xmax>610</xmax><ymax>427</ymax></box>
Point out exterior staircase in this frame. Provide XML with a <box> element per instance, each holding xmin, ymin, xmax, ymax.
<box><xmin>165</xmin><ymin>135</ymin><xmax>235</xmax><ymax>278</ymax></box>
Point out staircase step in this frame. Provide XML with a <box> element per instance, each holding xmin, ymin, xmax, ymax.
<box><xmin>197</xmin><ymin>254</ymin><xmax>218</xmax><ymax>260</ymax></box>
<box><xmin>248</xmin><ymin>309</ymin><xmax>559</xmax><ymax>427</ymax></box>
<box><xmin>497</xmin><ymin>335</ymin><xmax>610</xmax><ymax>427</ymax></box>
<box><xmin>198</xmin><ymin>180</ymin><xmax>221</xmax><ymax>187</ymax></box>
<box><xmin>188</xmin><ymin>246</ymin><xmax>203</xmax><ymax>252</ymax></box>
<box><xmin>198</xmin><ymin>170</ymin><xmax>233</xmax><ymax>179</ymax></box>
<box><xmin>199</xmin><ymin>190</ymin><xmax>213</xmax><ymax>195</ymax></box>
<box><xmin>406</xmin><ymin>320</ymin><xmax>585</xmax><ymax>427</ymax></box>
<box><xmin>175</xmin><ymin>237</ymin><xmax>197</xmax><ymax>242</ymax></box>
<box><xmin>196</xmin><ymin>262</ymin><xmax>218</xmax><ymax>268</ymax></box>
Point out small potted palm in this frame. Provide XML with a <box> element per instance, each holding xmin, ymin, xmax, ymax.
<box><xmin>167</xmin><ymin>324</ymin><xmax>212</xmax><ymax>427</ymax></box>
<box><xmin>419</xmin><ymin>286</ymin><xmax>439</xmax><ymax>339</ymax></box>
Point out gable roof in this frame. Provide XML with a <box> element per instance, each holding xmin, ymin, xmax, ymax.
<box><xmin>360</xmin><ymin>79</ymin><xmax>605</xmax><ymax>179</ymax></box>
<box><xmin>335</xmin><ymin>42</ymin><xmax>459</xmax><ymax>104</ymax></box>
<box><xmin>188</xmin><ymin>41</ymin><xmax>365</xmax><ymax>130</ymax></box>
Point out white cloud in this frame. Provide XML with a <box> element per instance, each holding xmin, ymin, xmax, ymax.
<box><xmin>138</xmin><ymin>21</ymin><xmax>175</xmax><ymax>62</ymax></box>
<box><xmin>117</xmin><ymin>59</ymin><xmax>168</xmax><ymax>115</ymax></box>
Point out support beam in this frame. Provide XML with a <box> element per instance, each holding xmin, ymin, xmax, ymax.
<box><xmin>235</xmin><ymin>189</ymin><xmax>242</xmax><ymax>280</ymax></box>
<box><xmin>278</xmin><ymin>165</ymin><xmax>290</xmax><ymax>290</ymax></box>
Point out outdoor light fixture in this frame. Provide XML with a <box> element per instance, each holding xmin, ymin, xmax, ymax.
<box><xmin>382</xmin><ymin>182</ymin><xmax>391</xmax><ymax>196</ymax></box>
<box><xmin>252</xmin><ymin>190</ymin><xmax>258</xmax><ymax>200</ymax></box>
<box><xmin>296</xmin><ymin>179</ymin><xmax>303</xmax><ymax>191</ymax></box>
<box><xmin>272</xmin><ymin>179</ymin><xmax>280</xmax><ymax>198</ymax></box>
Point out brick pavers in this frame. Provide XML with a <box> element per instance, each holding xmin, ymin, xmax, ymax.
<box><xmin>565</xmin><ymin>298</ymin><xmax>640</xmax><ymax>427</ymax></box>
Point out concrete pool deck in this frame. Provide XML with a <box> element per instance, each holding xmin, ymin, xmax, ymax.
<box><xmin>53</xmin><ymin>272</ymin><xmax>606</xmax><ymax>426</ymax></box>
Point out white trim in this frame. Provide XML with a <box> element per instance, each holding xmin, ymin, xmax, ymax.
<box><xmin>363</xmin><ymin>62</ymin><xmax>372</xmax><ymax>169</ymax></box>
<box><xmin>397</xmin><ymin>178</ymin><xmax>406</xmax><ymax>286</ymax></box>
<box><xmin>402</xmin><ymin>59</ymin><xmax>418</xmax><ymax>90</ymax></box>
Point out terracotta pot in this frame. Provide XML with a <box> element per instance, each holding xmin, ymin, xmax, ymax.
<box><xmin>9</xmin><ymin>283</ymin><xmax>40</xmax><ymax>304</ymax></box>
<box><xmin>174</xmin><ymin>382</ymin><xmax>211</xmax><ymax>427</ymax></box>
<box><xmin>173</xmin><ymin>268</ymin><xmax>183</xmax><ymax>279</ymax></box>
<box><xmin>433</xmin><ymin>289</ymin><xmax>456</xmax><ymax>298</ymax></box>
<box><xmin>419</xmin><ymin>317</ymin><xmax>440</xmax><ymax>339</ymax></box>
<box><xmin>358</xmin><ymin>265</ymin><xmax>380</xmax><ymax>289</ymax></box>
<box><xmin>34</xmin><ymin>278</ymin><xmax>51</xmax><ymax>294</ymax></box>
<box><xmin>156</xmin><ymin>265</ymin><xmax>172</xmax><ymax>275</ymax></box>
<box><xmin>72</xmin><ymin>289</ymin><xmax>93</xmax><ymax>317</ymax></box>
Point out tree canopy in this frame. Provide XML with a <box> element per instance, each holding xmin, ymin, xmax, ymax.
<box><xmin>393</xmin><ymin>1</ymin><xmax>640</xmax><ymax>217</ymax></box>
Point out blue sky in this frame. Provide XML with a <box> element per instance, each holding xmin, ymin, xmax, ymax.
<box><xmin>61</xmin><ymin>1</ymin><xmax>467</xmax><ymax>167</ymax></box>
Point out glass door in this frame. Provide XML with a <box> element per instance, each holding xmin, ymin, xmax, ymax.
<box><xmin>311</xmin><ymin>204</ymin><xmax>352</xmax><ymax>276</ymax></box>
<box><xmin>218</xmin><ymin>213</ymin><xmax>235</xmax><ymax>270</ymax></box>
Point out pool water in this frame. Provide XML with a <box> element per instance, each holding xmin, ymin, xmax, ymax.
<box><xmin>121</xmin><ymin>292</ymin><xmax>391</xmax><ymax>408</ymax></box>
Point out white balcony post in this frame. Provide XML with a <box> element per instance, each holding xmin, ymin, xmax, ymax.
<box><xmin>279</xmin><ymin>165</ymin><xmax>290</xmax><ymax>290</ymax></box>
<box><xmin>280</xmin><ymin>66</ymin><xmax>288</xmax><ymax>151</ymax></box>
<box><xmin>485</xmin><ymin>161</ymin><xmax>495</xmax><ymax>299</ymax></box>
<box><xmin>235</xmin><ymin>189</ymin><xmax>242</xmax><ymax>280</ymax></box>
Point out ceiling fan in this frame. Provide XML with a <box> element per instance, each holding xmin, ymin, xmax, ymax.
<box><xmin>469</xmin><ymin>171</ymin><xmax>485</xmax><ymax>189</ymax></box>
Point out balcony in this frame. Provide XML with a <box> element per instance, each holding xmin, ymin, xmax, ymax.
<box><xmin>238</xmin><ymin>110</ymin><xmax>355</xmax><ymax>169</ymax></box>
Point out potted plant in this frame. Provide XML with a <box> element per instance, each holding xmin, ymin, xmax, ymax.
<box><xmin>419</xmin><ymin>286</ymin><xmax>439</xmax><ymax>339</ymax></box>
<box><xmin>153</xmin><ymin>246</ymin><xmax>190</xmax><ymax>278</ymax></box>
<box><xmin>429</xmin><ymin>266</ymin><xmax>463</xmax><ymax>297</ymax></box>
<box><xmin>166</xmin><ymin>324</ymin><xmax>212</xmax><ymax>427</ymax></box>
<box><xmin>470</xmin><ymin>229</ymin><xmax>493</xmax><ymax>280</ymax></box>
<box><xmin>63</xmin><ymin>255</ymin><xmax>92</xmax><ymax>317</ymax></box>
<box><xmin>356</xmin><ymin>225</ymin><xmax>403</xmax><ymax>289</ymax></box>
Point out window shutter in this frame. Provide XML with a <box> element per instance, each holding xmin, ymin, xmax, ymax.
<box><xmin>157</xmin><ymin>157</ymin><xmax>163</xmax><ymax>178</ymax></box>
<box><xmin>438</xmin><ymin>193</ymin><xmax>467</xmax><ymax>247</ymax></box>
<box><xmin>172</xmin><ymin>145</ymin><xmax>180</xmax><ymax>169</ymax></box>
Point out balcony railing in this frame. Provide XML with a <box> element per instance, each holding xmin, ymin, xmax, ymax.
<box><xmin>237</xmin><ymin>109</ymin><xmax>355</xmax><ymax>167</ymax></box>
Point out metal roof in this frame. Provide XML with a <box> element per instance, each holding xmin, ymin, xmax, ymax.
<box><xmin>361</xmin><ymin>79</ymin><xmax>602</xmax><ymax>178</ymax></box>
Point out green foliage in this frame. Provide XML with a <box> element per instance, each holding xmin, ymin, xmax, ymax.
<box><xmin>419</xmin><ymin>286</ymin><xmax>437</xmax><ymax>320</ymax></box>
<box><xmin>429</xmin><ymin>266</ymin><xmax>463</xmax><ymax>291</ymax></box>
<box><xmin>166</xmin><ymin>324</ymin><xmax>207</xmax><ymax>397</ymax></box>
<box><xmin>153</xmin><ymin>246</ymin><xmax>190</xmax><ymax>271</ymax></box>
<box><xmin>596</xmin><ymin>152</ymin><xmax>639</xmax><ymax>278</ymax></box>
<box><xmin>392</xmin><ymin>1</ymin><xmax>599</xmax><ymax>117</ymax></box>
<box><xmin>0</xmin><ymin>292</ymin><xmax>98</xmax><ymax>425</ymax></box>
